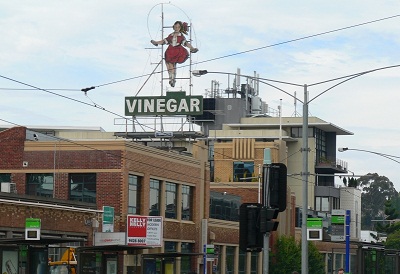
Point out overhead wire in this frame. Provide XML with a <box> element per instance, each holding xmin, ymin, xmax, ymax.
<box><xmin>2</xmin><ymin>13</ymin><xmax>397</xmax><ymax>195</ymax></box>
<box><xmin>92</xmin><ymin>13</ymin><xmax>400</xmax><ymax>89</ymax></box>
<box><xmin>0</xmin><ymin>74</ymin><xmax>370</xmax><ymax>195</ymax></box>
<box><xmin>0</xmin><ymin>73</ymin><xmax>302</xmax><ymax>179</ymax></box>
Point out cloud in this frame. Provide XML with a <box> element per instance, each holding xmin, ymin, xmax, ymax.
<box><xmin>1</xmin><ymin>0</ymin><xmax>400</xmax><ymax>188</ymax></box>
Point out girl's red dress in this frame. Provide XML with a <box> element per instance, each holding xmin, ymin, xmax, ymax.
<box><xmin>163</xmin><ymin>33</ymin><xmax>189</xmax><ymax>64</ymax></box>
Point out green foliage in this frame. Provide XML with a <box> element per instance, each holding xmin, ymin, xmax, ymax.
<box><xmin>359</xmin><ymin>173</ymin><xmax>398</xmax><ymax>230</ymax></box>
<box><xmin>307</xmin><ymin>241</ymin><xmax>325</xmax><ymax>274</ymax></box>
<box><xmin>269</xmin><ymin>236</ymin><xmax>324</xmax><ymax>274</ymax></box>
<box><xmin>347</xmin><ymin>177</ymin><xmax>358</xmax><ymax>188</ymax></box>
<box><xmin>270</xmin><ymin>236</ymin><xmax>300</xmax><ymax>274</ymax></box>
<box><xmin>384</xmin><ymin>200</ymin><xmax>399</xmax><ymax>220</ymax></box>
<box><xmin>385</xmin><ymin>229</ymin><xmax>400</xmax><ymax>249</ymax></box>
<box><xmin>376</xmin><ymin>199</ymin><xmax>399</xmax><ymax>234</ymax></box>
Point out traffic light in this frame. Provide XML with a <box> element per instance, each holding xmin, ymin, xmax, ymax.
<box><xmin>262</xmin><ymin>163</ymin><xmax>287</xmax><ymax>211</ymax></box>
<box><xmin>239</xmin><ymin>203</ymin><xmax>263</xmax><ymax>252</ymax></box>
<box><xmin>259</xmin><ymin>207</ymin><xmax>279</xmax><ymax>233</ymax></box>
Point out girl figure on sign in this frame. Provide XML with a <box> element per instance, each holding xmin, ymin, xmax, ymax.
<box><xmin>151</xmin><ymin>21</ymin><xmax>198</xmax><ymax>87</ymax></box>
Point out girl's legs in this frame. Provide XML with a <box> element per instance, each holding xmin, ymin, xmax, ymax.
<box><xmin>166</xmin><ymin>62</ymin><xmax>176</xmax><ymax>87</ymax></box>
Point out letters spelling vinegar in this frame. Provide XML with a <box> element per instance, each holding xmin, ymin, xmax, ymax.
<box><xmin>125</xmin><ymin>92</ymin><xmax>203</xmax><ymax>116</ymax></box>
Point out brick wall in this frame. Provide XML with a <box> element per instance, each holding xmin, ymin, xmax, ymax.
<box><xmin>0</xmin><ymin>203</ymin><xmax>94</xmax><ymax>242</ymax></box>
<box><xmin>1</xmin><ymin>127</ymin><xmax>208</xmax><ymax>254</ymax></box>
<box><xmin>0</xmin><ymin>127</ymin><xmax>25</xmax><ymax>169</ymax></box>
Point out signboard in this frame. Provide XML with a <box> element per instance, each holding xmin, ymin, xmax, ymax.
<box><xmin>102</xmin><ymin>206</ymin><xmax>115</xmax><ymax>232</ymax></box>
<box><xmin>25</xmin><ymin>218</ymin><xmax>41</xmax><ymax>240</ymax></box>
<box><xmin>155</xmin><ymin>131</ymin><xmax>173</xmax><ymax>138</ymax></box>
<box><xmin>126</xmin><ymin>215</ymin><xmax>163</xmax><ymax>247</ymax></box>
<box><xmin>331</xmin><ymin>211</ymin><xmax>345</xmax><ymax>241</ymax></box>
<box><xmin>307</xmin><ymin>218</ymin><xmax>322</xmax><ymax>241</ymax></box>
<box><xmin>307</xmin><ymin>218</ymin><xmax>322</xmax><ymax>228</ymax></box>
<box><xmin>125</xmin><ymin>91</ymin><xmax>203</xmax><ymax>116</ymax></box>
<box><xmin>206</xmin><ymin>244</ymin><xmax>214</xmax><ymax>254</ymax></box>
<box><xmin>94</xmin><ymin>232</ymin><xmax>126</xmax><ymax>246</ymax></box>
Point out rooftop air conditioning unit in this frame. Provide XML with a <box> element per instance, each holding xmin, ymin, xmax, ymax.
<box><xmin>1</xmin><ymin>182</ymin><xmax>17</xmax><ymax>193</ymax></box>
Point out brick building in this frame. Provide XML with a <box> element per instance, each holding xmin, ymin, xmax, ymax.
<box><xmin>0</xmin><ymin>126</ymin><xmax>209</xmax><ymax>274</ymax></box>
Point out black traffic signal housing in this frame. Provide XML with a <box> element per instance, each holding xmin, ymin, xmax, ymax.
<box><xmin>239</xmin><ymin>203</ymin><xmax>263</xmax><ymax>252</ymax></box>
<box><xmin>262</xmin><ymin>163</ymin><xmax>287</xmax><ymax>212</ymax></box>
<box><xmin>259</xmin><ymin>207</ymin><xmax>279</xmax><ymax>233</ymax></box>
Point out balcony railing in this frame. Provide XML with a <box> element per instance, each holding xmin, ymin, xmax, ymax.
<box><xmin>316</xmin><ymin>157</ymin><xmax>348</xmax><ymax>172</ymax></box>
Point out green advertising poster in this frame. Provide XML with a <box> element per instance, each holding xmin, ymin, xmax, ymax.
<box><xmin>102</xmin><ymin>206</ymin><xmax>114</xmax><ymax>232</ymax></box>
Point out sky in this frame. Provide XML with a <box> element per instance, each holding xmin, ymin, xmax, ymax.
<box><xmin>1</xmin><ymin>1</ymin><xmax>400</xmax><ymax>189</ymax></box>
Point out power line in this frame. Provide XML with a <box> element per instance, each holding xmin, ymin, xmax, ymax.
<box><xmin>93</xmin><ymin>14</ymin><xmax>400</xmax><ymax>89</ymax></box>
<box><xmin>3</xmin><ymin>14</ymin><xmax>397</xmax><ymax>192</ymax></box>
<box><xmin>0</xmin><ymin>88</ymin><xmax>80</xmax><ymax>91</ymax></box>
<box><xmin>0</xmin><ymin>74</ymin><xmax>302</xmax><ymax>174</ymax></box>
<box><xmin>0</xmin><ymin>73</ymin><xmax>370</xmax><ymax>198</ymax></box>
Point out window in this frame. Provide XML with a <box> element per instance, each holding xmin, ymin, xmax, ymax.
<box><xmin>149</xmin><ymin>179</ymin><xmax>161</xmax><ymax>216</ymax></box>
<box><xmin>165</xmin><ymin>241</ymin><xmax>177</xmax><ymax>252</ymax></box>
<box><xmin>226</xmin><ymin>246</ymin><xmax>235</xmax><ymax>274</ymax></box>
<box><xmin>210</xmin><ymin>191</ymin><xmax>240</xmax><ymax>221</ymax></box>
<box><xmin>315</xmin><ymin>128</ymin><xmax>327</xmax><ymax>164</ymax></box>
<box><xmin>239</xmin><ymin>248</ymin><xmax>246</xmax><ymax>274</ymax></box>
<box><xmin>208</xmin><ymin>144</ymin><xmax>214</xmax><ymax>160</ymax></box>
<box><xmin>250</xmin><ymin>252</ymin><xmax>258</xmax><ymax>274</ymax></box>
<box><xmin>165</xmin><ymin>182</ymin><xmax>177</xmax><ymax>219</ymax></box>
<box><xmin>335</xmin><ymin>253</ymin><xmax>343</xmax><ymax>272</ymax></box>
<box><xmin>181</xmin><ymin>185</ymin><xmax>193</xmax><ymax>220</ymax></box>
<box><xmin>333</xmin><ymin>197</ymin><xmax>340</xmax><ymax>210</ymax></box>
<box><xmin>181</xmin><ymin>243</ymin><xmax>195</xmax><ymax>274</ymax></box>
<box><xmin>0</xmin><ymin>173</ymin><xmax>11</xmax><ymax>183</ymax></box>
<box><xmin>164</xmin><ymin>242</ymin><xmax>177</xmax><ymax>273</ymax></box>
<box><xmin>128</xmin><ymin>174</ymin><xmax>141</xmax><ymax>214</ymax></box>
<box><xmin>315</xmin><ymin>196</ymin><xmax>330</xmax><ymax>212</ymax></box>
<box><xmin>26</xmin><ymin>174</ymin><xmax>54</xmax><ymax>197</ymax></box>
<box><xmin>295</xmin><ymin>207</ymin><xmax>302</xmax><ymax>227</ymax></box>
<box><xmin>290</xmin><ymin>127</ymin><xmax>314</xmax><ymax>138</ymax></box>
<box><xmin>69</xmin><ymin>173</ymin><xmax>96</xmax><ymax>203</ymax></box>
<box><xmin>233</xmin><ymin>161</ymin><xmax>254</xmax><ymax>182</ymax></box>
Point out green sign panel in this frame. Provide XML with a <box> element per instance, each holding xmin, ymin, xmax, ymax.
<box><xmin>307</xmin><ymin>218</ymin><xmax>322</xmax><ymax>228</ymax></box>
<box><xmin>25</xmin><ymin>218</ymin><xmax>41</xmax><ymax>228</ymax></box>
<box><xmin>103</xmin><ymin>206</ymin><xmax>114</xmax><ymax>224</ymax></box>
<box><xmin>206</xmin><ymin>244</ymin><xmax>215</xmax><ymax>254</ymax></box>
<box><xmin>125</xmin><ymin>91</ymin><xmax>203</xmax><ymax>116</ymax></box>
<box><xmin>331</xmin><ymin>216</ymin><xmax>345</xmax><ymax>224</ymax></box>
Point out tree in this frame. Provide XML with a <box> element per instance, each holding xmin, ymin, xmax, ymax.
<box><xmin>270</xmin><ymin>236</ymin><xmax>300</xmax><ymax>274</ymax></box>
<box><xmin>269</xmin><ymin>236</ymin><xmax>324</xmax><ymax>274</ymax></box>
<box><xmin>385</xmin><ymin>228</ymin><xmax>400</xmax><ymax>249</ymax></box>
<box><xmin>375</xmin><ymin>199</ymin><xmax>399</xmax><ymax>233</ymax></box>
<box><xmin>307</xmin><ymin>241</ymin><xmax>325</xmax><ymax>274</ymax></box>
<box><xmin>372</xmin><ymin>198</ymin><xmax>400</xmax><ymax>249</ymax></box>
<box><xmin>359</xmin><ymin>173</ymin><xmax>398</xmax><ymax>230</ymax></box>
<box><xmin>388</xmin><ymin>194</ymin><xmax>400</xmax><ymax>216</ymax></box>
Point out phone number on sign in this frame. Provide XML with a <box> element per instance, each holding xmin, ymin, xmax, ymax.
<box><xmin>128</xmin><ymin>238</ymin><xmax>146</xmax><ymax>243</ymax></box>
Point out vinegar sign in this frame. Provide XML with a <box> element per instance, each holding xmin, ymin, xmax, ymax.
<box><xmin>126</xmin><ymin>215</ymin><xmax>163</xmax><ymax>247</ymax></box>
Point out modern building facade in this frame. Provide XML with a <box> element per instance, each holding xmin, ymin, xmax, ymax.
<box><xmin>204</xmin><ymin>114</ymin><xmax>363</xmax><ymax>273</ymax></box>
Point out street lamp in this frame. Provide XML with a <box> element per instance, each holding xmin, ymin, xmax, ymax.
<box><xmin>338</xmin><ymin>147</ymin><xmax>400</xmax><ymax>164</ymax></box>
<box><xmin>193</xmin><ymin>64</ymin><xmax>400</xmax><ymax>274</ymax></box>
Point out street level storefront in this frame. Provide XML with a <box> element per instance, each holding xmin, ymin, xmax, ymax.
<box><xmin>0</xmin><ymin>237</ymin><xmax>86</xmax><ymax>274</ymax></box>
